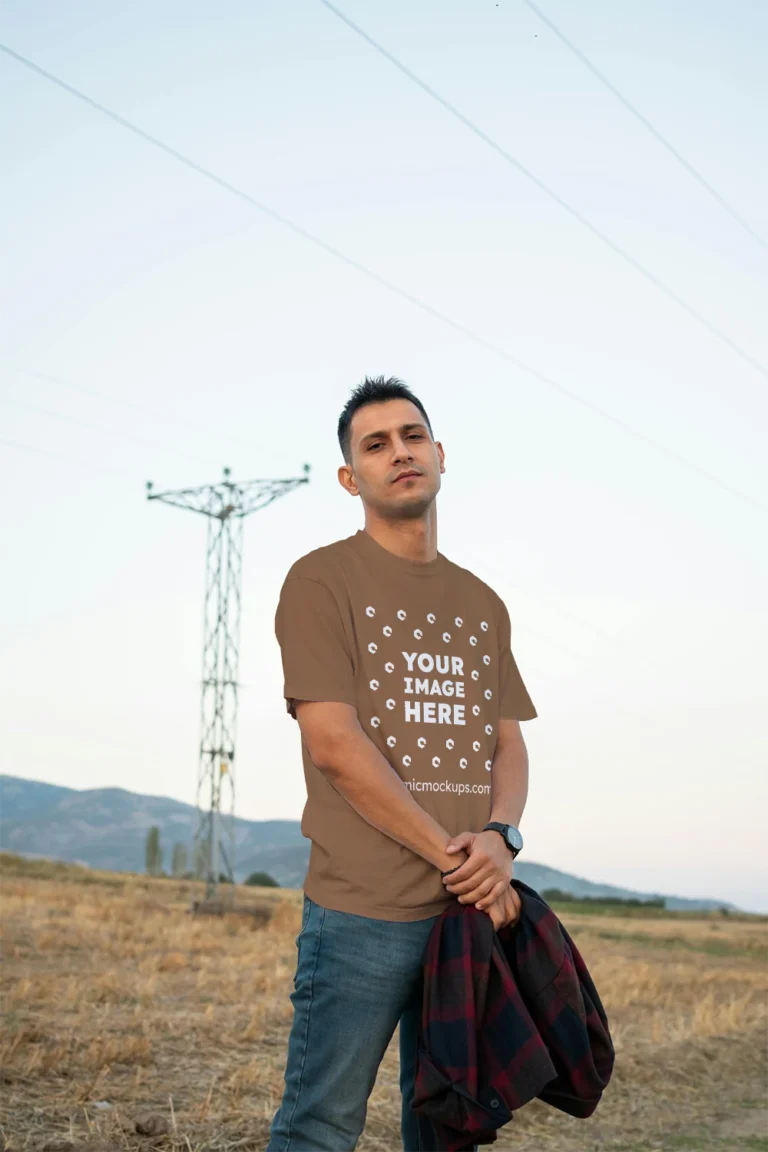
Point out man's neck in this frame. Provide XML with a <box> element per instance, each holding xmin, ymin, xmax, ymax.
<box><xmin>362</xmin><ymin>509</ymin><xmax>438</xmax><ymax>565</ymax></box>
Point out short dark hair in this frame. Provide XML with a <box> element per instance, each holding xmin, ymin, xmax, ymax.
<box><xmin>337</xmin><ymin>376</ymin><xmax>434</xmax><ymax>462</ymax></box>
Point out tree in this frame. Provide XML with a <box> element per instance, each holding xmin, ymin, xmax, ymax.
<box><xmin>171</xmin><ymin>843</ymin><xmax>188</xmax><ymax>878</ymax></box>
<box><xmin>244</xmin><ymin>871</ymin><xmax>279</xmax><ymax>888</ymax></box>
<box><xmin>541</xmin><ymin>888</ymin><xmax>573</xmax><ymax>903</ymax></box>
<box><xmin>145</xmin><ymin>826</ymin><xmax>163</xmax><ymax>876</ymax></box>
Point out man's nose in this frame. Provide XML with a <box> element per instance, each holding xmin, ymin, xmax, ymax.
<box><xmin>391</xmin><ymin>438</ymin><xmax>414</xmax><ymax>462</ymax></box>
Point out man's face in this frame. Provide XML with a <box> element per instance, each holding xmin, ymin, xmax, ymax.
<box><xmin>338</xmin><ymin>398</ymin><xmax>445</xmax><ymax>519</ymax></box>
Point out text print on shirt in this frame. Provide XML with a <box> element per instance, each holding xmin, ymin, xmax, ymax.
<box><xmin>364</xmin><ymin>604</ymin><xmax>495</xmax><ymax>773</ymax></box>
<box><xmin>405</xmin><ymin>780</ymin><xmax>491</xmax><ymax>795</ymax></box>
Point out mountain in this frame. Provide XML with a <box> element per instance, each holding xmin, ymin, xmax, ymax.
<box><xmin>0</xmin><ymin>774</ymin><xmax>731</xmax><ymax>910</ymax></box>
<box><xmin>0</xmin><ymin>774</ymin><xmax>304</xmax><ymax>882</ymax></box>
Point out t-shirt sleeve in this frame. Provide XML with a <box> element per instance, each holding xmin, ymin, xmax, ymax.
<box><xmin>497</xmin><ymin>599</ymin><xmax>538</xmax><ymax>721</ymax></box>
<box><xmin>275</xmin><ymin>575</ymin><xmax>357</xmax><ymax>720</ymax></box>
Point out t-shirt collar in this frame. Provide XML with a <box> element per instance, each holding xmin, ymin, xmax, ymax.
<box><xmin>351</xmin><ymin>529</ymin><xmax>445</xmax><ymax>578</ymax></box>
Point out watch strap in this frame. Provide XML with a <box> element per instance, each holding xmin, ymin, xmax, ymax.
<box><xmin>483</xmin><ymin>822</ymin><xmax>522</xmax><ymax>857</ymax></box>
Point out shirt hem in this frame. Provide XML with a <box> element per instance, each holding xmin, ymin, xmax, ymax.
<box><xmin>303</xmin><ymin>876</ymin><xmax>452</xmax><ymax>922</ymax></box>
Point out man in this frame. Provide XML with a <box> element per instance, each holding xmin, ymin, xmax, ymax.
<box><xmin>267</xmin><ymin>376</ymin><xmax>537</xmax><ymax>1152</ymax></box>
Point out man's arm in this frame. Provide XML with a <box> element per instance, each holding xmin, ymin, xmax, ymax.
<box><xmin>295</xmin><ymin>699</ymin><xmax>468</xmax><ymax>875</ymax></box>
<box><xmin>442</xmin><ymin>718</ymin><xmax>529</xmax><ymax>909</ymax></box>
<box><xmin>489</xmin><ymin>718</ymin><xmax>529</xmax><ymax>827</ymax></box>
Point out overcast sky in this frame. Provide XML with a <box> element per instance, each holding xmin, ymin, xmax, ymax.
<box><xmin>1</xmin><ymin>0</ymin><xmax>766</xmax><ymax>911</ymax></box>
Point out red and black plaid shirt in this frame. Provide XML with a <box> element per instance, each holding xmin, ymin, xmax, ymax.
<box><xmin>411</xmin><ymin>880</ymin><xmax>615</xmax><ymax>1151</ymax></box>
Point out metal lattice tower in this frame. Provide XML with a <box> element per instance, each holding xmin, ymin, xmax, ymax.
<box><xmin>147</xmin><ymin>465</ymin><xmax>310</xmax><ymax>899</ymax></box>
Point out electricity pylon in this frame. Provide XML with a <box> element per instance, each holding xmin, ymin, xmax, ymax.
<box><xmin>147</xmin><ymin>464</ymin><xmax>310</xmax><ymax>898</ymax></box>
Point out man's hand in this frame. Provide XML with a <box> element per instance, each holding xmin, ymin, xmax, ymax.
<box><xmin>441</xmin><ymin>830</ymin><xmax>514</xmax><ymax>910</ymax></box>
<box><xmin>485</xmin><ymin>885</ymin><xmax>521</xmax><ymax>932</ymax></box>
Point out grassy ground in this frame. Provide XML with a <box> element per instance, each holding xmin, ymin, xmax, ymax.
<box><xmin>0</xmin><ymin>853</ymin><xmax>766</xmax><ymax>1151</ymax></box>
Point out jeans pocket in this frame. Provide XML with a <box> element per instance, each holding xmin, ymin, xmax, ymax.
<box><xmin>294</xmin><ymin>895</ymin><xmax>312</xmax><ymax>951</ymax></box>
<box><xmin>301</xmin><ymin>894</ymin><xmax>312</xmax><ymax>932</ymax></box>
<box><xmin>292</xmin><ymin>897</ymin><xmax>318</xmax><ymax>992</ymax></box>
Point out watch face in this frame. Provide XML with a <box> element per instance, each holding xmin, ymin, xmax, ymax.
<box><xmin>505</xmin><ymin>825</ymin><xmax>524</xmax><ymax>852</ymax></box>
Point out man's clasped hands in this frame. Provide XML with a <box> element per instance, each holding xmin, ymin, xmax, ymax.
<box><xmin>441</xmin><ymin>829</ymin><xmax>522</xmax><ymax>931</ymax></box>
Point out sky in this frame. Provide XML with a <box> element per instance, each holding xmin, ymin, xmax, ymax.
<box><xmin>1</xmin><ymin>0</ymin><xmax>766</xmax><ymax>911</ymax></box>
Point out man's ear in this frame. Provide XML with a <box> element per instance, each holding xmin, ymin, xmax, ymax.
<box><xmin>435</xmin><ymin>441</ymin><xmax>446</xmax><ymax>474</ymax></box>
<box><xmin>338</xmin><ymin>463</ymin><xmax>360</xmax><ymax>497</ymax></box>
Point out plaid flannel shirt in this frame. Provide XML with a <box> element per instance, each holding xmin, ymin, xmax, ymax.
<box><xmin>411</xmin><ymin>880</ymin><xmax>615</xmax><ymax>1151</ymax></box>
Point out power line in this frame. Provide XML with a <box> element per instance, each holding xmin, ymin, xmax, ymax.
<box><xmin>4</xmin><ymin>363</ymin><xmax>265</xmax><ymax>455</ymax></box>
<box><xmin>475</xmin><ymin>558</ymin><xmax>622</xmax><ymax>646</ymax></box>
<box><xmin>1</xmin><ymin>435</ymin><xmax>68</xmax><ymax>460</ymax></box>
<box><xmin>3</xmin><ymin>394</ymin><xmax>207</xmax><ymax>466</ymax></box>
<box><xmin>0</xmin><ymin>434</ymin><xmax>136</xmax><ymax>478</ymax></box>
<box><xmin>317</xmin><ymin>1</ymin><xmax>767</xmax><ymax>379</ymax></box>
<box><xmin>1</xmin><ymin>43</ymin><xmax>765</xmax><ymax>516</ymax></box>
<box><xmin>522</xmin><ymin>0</ymin><xmax>767</xmax><ymax>250</ymax></box>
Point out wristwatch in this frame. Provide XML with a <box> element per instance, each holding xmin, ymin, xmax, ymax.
<box><xmin>483</xmin><ymin>822</ymin><xmax>523</xmax><ymax>859</ymax></box>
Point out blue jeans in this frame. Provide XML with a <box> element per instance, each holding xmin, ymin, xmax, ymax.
<box><xmin>266</xmin><ymin>894</ymin><xmax>440</xmax><ymax>1151</ymax></box>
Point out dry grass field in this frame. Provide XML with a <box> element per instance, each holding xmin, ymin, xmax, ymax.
<box><xmin>1</xmin><ymin>854</ymin><xmax>766</xmax><ymax>1152</ymax></box>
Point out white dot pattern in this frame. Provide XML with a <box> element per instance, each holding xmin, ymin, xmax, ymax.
<box><xmin>362</xmin><ymin>603</ymin><xmax>504</xmax><ymax>780</ymax></box>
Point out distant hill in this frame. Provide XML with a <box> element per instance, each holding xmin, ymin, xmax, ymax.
<box><xmin>0</xmin><ymin>774</ymin><xmax>303</xmax><ymax>882</ymax></box>
<box><xmin>0</xmin><ymin>774</ymin><xmax>732</xmax><ymax>910</ymax></box>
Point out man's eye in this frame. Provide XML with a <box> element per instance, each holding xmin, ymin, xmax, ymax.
<box><xmin>409</xmin><ymin>434</ymin><xmax>423</xmax><ymax>440</ymax></box>
<box><xmin>368</xmin><ymin>443</ymin><xmax>382</xmax><ymax>451</ymax></box>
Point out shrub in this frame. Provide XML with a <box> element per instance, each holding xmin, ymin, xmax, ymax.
<box><xmin>244</xmin><ymin>871</ymin><xmax>279</xmax><ymax>888</ymax></box>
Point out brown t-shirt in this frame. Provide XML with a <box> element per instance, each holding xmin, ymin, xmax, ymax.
<box><xmin>274</xmin><ymin>529</ymin><xmax>537</xmax><ymax>921</ymax></box>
